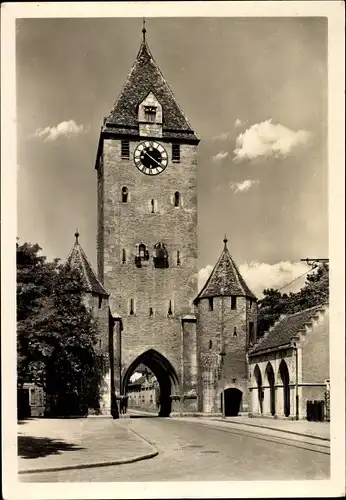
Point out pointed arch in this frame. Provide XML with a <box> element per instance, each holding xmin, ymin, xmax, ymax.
<box><xmin>265</xmin><ymin>362</ymin><xmax>276</xmax><ymax>416</ymax></box>
<box><xmin>122</xmin><ymin>349</ymin><xmax>179</xmax><ymax>417</ymax></box>
<box><xmin>253</xmin><ymin>364</ymin><xmax>263</xmax><ymax>414</ymax></box>
<box><xmin>278</xmin><ymin>359</ymin><xmax>290</xmax><ymax>417</ymax></box>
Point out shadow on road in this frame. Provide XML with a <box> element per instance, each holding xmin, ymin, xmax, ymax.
<box><xmin>18</xmin><ymin>436</ymin><xmax>85</xmax><ymax>459</ymax></box>
<box><xmin>18</xmin><ymin>418</ymin><xmax>38</xmax><ymax>426</ymax></box>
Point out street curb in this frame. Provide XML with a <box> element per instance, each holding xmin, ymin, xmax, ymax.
<box><xmin>18</xmin><ymin>450</ymin><xmax>158</xmax><ymax>475</ymax></box>
<box><xmin>19</xmin><ymin>423</ymin><xmax>159</xmax><ymax>475</ymax></box>
<box><xmin>211</xmin><ymin>418</ymin><xmax>330</xmax><ymax>442</ymax></box>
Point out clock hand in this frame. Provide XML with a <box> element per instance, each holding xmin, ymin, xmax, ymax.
<box><xmin>143</xmin><ymin>151</ymin><xmax>162</xmax><ymax>167</ymax></box>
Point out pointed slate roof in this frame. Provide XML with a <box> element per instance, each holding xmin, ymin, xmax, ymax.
<box><xmin>66</xmin><ymin>232</ymin><xmax>108</xmax><ymax>297</ymax></box>
<box><xmin>248</xmin><ymin>304</ymin><xmax>327</xmax><ymax>356</ymax></box>
<box><xmin>102</xmin><ymin>37</ymin><xmax>199</xmax><ymax>143</ymax></box>
<box><xmin>195</xmin><ymin>237</ymin><xmax>256</xmax><ymax>302</ymax></box>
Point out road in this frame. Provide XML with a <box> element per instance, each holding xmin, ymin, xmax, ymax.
<box><xmin>20</xmin><ymin>416</ymin><xmax>329</xmax><ymax>482</ymax></box>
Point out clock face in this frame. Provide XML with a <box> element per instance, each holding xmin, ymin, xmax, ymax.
<box><xmin>134</xmin><ymin>141</ymin><xmax>168</xmax><ymax>175</ymax></box>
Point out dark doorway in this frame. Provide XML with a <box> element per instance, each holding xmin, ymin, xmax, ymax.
<box><xmin>223</xmin><ymin>388</ymin><xmax>243</xmax><ymax>416</ymax></box>
<box><xmin>279</xmin><ymin>360</ymin><xmax>290</xmax><ymax>417</ymax></box>
<box><xmin>122</xmin><ymin>349</ymin><xmax>179</xmax><ymax>418</ymax></box>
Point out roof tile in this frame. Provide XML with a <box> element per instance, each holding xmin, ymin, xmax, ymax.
<box><xmin>195</xmin><ymin>241</ymin><xmax>256</xmax><ymax>301</ymax></box>
<box><xmin>103</xmin><ymin>41</ymin><xmax>198</xmax><ymax>142</ymax></box>
<box><xmin>249</xmin><ymin>304</ymin><xmax>327</xmax><ymax>355</ymax></box>
<box><xmin>66</xmin><ymin>237</ymin><xmax>108</xmax><ymax>297</ymax></box>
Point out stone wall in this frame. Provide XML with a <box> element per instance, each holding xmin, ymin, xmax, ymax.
<box><xmin>197</xmin><ymin>296</ymin><xmax>256</xmax><ymax>413</ymax></box>
<box><xmin>98</xmin><ymin>137</ymin><xmax>198</xmax><ymax>398</ymax></box>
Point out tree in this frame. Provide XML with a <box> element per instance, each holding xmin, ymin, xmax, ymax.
<box><xmin>17</xmin><ymin>242</ymin><xmax>107</xmax><ymax>415</ymax></box>
<box><xmin>257</xmin><ymin>263</ymin><xmax>329</xmax><ymax>338</ymax></box>
<box><xmin>17</xmin><ymin>242</ymin><xmax>59</xmax><ymax>389</ymax></box>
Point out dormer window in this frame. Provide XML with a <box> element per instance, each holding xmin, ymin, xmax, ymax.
<box><xmin>153</xmin><ymin>242</ymin><xmax>169</xmax><ymax>268</ymax></box>
<box><xmin>144</xmin><ymin>106</ymin><xmax>156</xmax><ymax>122</ymax></box>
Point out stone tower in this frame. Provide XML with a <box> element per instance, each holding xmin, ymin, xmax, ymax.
<box><xmin>194</xmin><ymin>238</ymin><xmax>257</xmax><ymax>416</ymax></box>
<box><xmin>66</xmin><ymin>232</ymin><xmax>111</xmax><ymax>413</ymax></box>
<box><xmin>95</xmin><ymin>28</ymin><xmax>199</xmax><ymax>415</ymax></box>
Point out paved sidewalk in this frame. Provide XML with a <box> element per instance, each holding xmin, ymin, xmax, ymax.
<box><xmin>211</xmin><ymin>416</ymin><xmax>330</xmax><ymax>441</ymax></box>
<box><xmin>18</xmin><ymin>416</ymin><xmax>158</xmax><ymax>474</ymax></box>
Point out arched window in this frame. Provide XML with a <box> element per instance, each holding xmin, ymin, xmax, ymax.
<box><xmin>233</xmin><ymin>326</ymin><xmax>237</xmax><ymax>337</ymax></box>
<box><xmin>122</xmin><ymin>186</ymin><xmax>128</xmax><ymax>203</ymax></box>
<box><xmin>153</xmin><ymin>242</ymin><xmax>169</xmax><ymax>268</ymax></box>
<box><xmin>135</xmin><ymin>243</ymin><xmax>149</xmax><ymax>267</ymax></box>
<box><xmin>174</xmin><ymin>191</ymin><xmax>180</xmax><ymax>207</ymax></box>
<box><xmin>139</xmin><ymin>243</ymin><xmax>146</xmax><ymax>259</ymax></box>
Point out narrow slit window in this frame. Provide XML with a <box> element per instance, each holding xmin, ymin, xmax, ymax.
<box><xmin>209</xmin><ymin>340</ymin><xmax>213</xmax><ymax>350</ymax></box>
<box><xmin>98</xmin><ymin>297</ymin><xmax>103</xmax><ymax>309</ymax></box>
<box><xmin>168</xmin><ymin>300</ymin><xmax>173</xmax><ymax>316</ymax></box>
<box><xmin>121</xmin><ymin>140</ymin><xmax>130</xmax><ymax>159</ymax></box>
<box><xmin>172</xmin><ymin>144</ymin><xmax>180</xmax><ymax>163</ymax></box>
<box><xmin>151</xmin><ymin>199</ymin><xmax>155</xmax><ymax>213</ymax></box>
<box><xmin>177</xmin><ymin>251</ymin><xmax>181</xmax><ymax>266</ymax></box>
<box><xmin>249</xmin><ymin>322</ymin><xmax>255</xmax><ymax>344</ymax></box>
<box><xmin>149</xmin><ymin>307</ymin><xmax>154</xmax><ymax>317</ymax></box>
<box><xmin>174</xmin><ymin>191</ymin><xmax>180</xmax><ymax>207</ymax></box>
<box><xmin>129</xmin><ymin>299</ymin><xmax>134</xmax><ymax>316</ymax></box>
<box><xmin>208</xmin><ymin>298</ymin><xmax>214</xmax><ymax>311</ymax></box>
<box><xmin>231</xmin><ymin>296</ymin><xmax>237</xmax><ymax>310</ymax></box>
<box><xmin>122</xmin><ymin>249</ymin><xmax>126</xmax><ymax>264</ymax></box>
<box><xmin>99</xmin><ymin>339</ymin><xmax>102</xmax><ymax>348</ymax></box>
<box><xmin>233</xmin><ymin>327</ymin><xmax>237</xmax><ymax>337</ymax></box>
<box><xmin>122</xmin><ymin>186</ymin><xmax>128</xmax><ymax>203</ymax></box>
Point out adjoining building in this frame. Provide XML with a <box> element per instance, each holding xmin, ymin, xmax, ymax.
<box><xmin>127</xmin><ymin>372</ymin><xmax>159</xmax><ymax>411</ymax></box>
<box><xmin>247</xmin><ymin>304</ymin><xmax>329</xmax><ymax>421</ymax></box>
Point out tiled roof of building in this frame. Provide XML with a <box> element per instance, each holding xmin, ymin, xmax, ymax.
<box><xmin>66</xmin><ymin>232</ymin><xmax>108</xmax><ymax>297</ymax></box>
<box><xmin>248</xmin><ymin>304</ymin><xmax>327</xmax><ymax>355</ymax></box>
<box><xmin>102</xmin><ymin>39</ymin><xmax>199</xmax><ymax>143</ymax></box>
<box><xmin>195</xmin><ymin>238</ymin><xmax>256</xmax><ymax>302</ymax></box>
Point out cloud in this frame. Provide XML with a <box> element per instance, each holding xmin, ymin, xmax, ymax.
<box><xmin>229</xmin><ymin>179</ymin><xmax>259</xmax><ymax>193</ymax></box>
<box><xmin>211</xmin><ymin>151</ymin><xmax>229</xmax><ymax>162</ymax></box>
<box><xmin>33</xmin><ymin>120</ymin><xmax>87</xmax><ymax>142</ymax></box>
<box><xmin>239</xmin><ymin>260</ymin><xmax>310</xmax><ymax>298</ymax></box>
<box><xmin>234</xmin><ymin>119</ymin><xmax>242</xmax><ymax>128</ymax></box>
<box><xmin>198</xmin><ymin>265</ymin><xmax>213</xmax><ymax>291</ymax></box>
<box><xmin>212</xmin><ymin>132</ymin><xmax>228</xmax><ymax>141</ymax></box>
<box><xmin>233</xmin><ymin>119</ymin><xmax>311</xmax><ymax>162</ymax></box>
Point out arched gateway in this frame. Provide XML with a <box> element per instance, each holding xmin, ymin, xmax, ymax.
<box><xmin>122</xmin><ymin>350</ymin><xmax>179</xmax><ymax>417</ymax></box>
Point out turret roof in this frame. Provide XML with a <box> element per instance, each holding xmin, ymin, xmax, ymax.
<box><xmin>66</xmin><ymin>232</ymin><xmax>108</xmax><ymax>297</ymax></box>
<box><xmin>103</xmin><ymin>38</ymin><xmax>198</xmax><ymax>143</ymax></box>
<box><xmin>195</xmin><ymin>238</ymin><xmax>256</xmax><ymax>302</ymax></box>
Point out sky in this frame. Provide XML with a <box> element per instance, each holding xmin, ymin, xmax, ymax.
<box><xmin>16</xmin><ymin>16</ymin><xmax>328</xmax><ymax>297</ymax></box>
